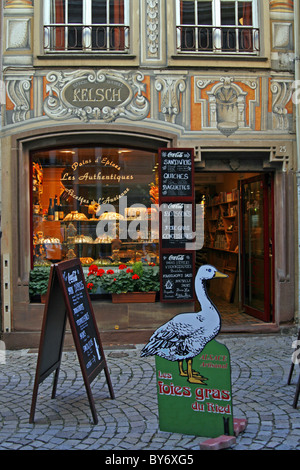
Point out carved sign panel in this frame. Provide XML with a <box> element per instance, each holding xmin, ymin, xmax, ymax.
<box><xmin>43</xmin><ymin>70</ymin><xmax>150</xmax><ymax>123</ymax></box>
<box><xmin>62</xmin><ymin>77</ymin><xmax>132</xmax><ymax>110</ymax></box>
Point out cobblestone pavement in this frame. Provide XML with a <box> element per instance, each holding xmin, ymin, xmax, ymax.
<box><xmin>0</xmin><ymin>333</ymin><xmax>299</xmax><ymax>452</ymax></box>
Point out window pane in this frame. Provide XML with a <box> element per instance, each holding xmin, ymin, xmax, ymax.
<box><xmin>49</xmin><ymin>0</ymin><xmax>66</xmax><ymax>50</ymax></box>
<box><xmin>66</xmin><ymin>0</ymin><xmax>83</xmax><ymax>49</ymax></box>
<box><xmin>238</xmin><ymin>1</ymin><xmax>253</xmax><ymax>51</ymax></box>
<box><xmin>197</xmin><ymin>0</ymin><xmax>212</xmax><ymax>50</ymax></box>
<box><xmin>92</xmin><ymin>0</ymin><xmax>106</xmax><ymax>48</ymax></box>
<box><xmin>92</xmin><ymin>0</ymin><xmax>107</xmax><ymax>23</ymax></box>
<box><xmin>197</xmin><ymin>1</ymin><xmax>212</xmax><ymax>25</ymax></box>
<box><xmin>238</xmin><ymin>1</ymin><xmax>252</xmax><ymax>25</ymax></box>
<box><xmin>180</xmin><ymin>1</ymin><xmax>195</xmax><ymax>24</ymax></box>
<box><xmin>52</xmin><ymin>0</ymin><xmax>66</xmax><ymax>23</ymax></box>
<box><xmin>68</xmin><ymin>0</ymin><xmax>83</xmax><ymax>23</ymax></box>
<box><xmin>221</xmin><ymin>1</ymin><xmax>236</xmax><ymax>25</ymax></box>
<box><xmin>180</xmin><ymin>1</ymin><xmax>195</xmax><ymax>50</ymax></box>
<box><xmin>109</xmin><ymin>0</ymin><xmax>125</xmax><ymax>24</ymax></box>
<box><xmin>221</xmin><ymin>1</ymin><xmax>236</xmax><ymax>51</ymax></box>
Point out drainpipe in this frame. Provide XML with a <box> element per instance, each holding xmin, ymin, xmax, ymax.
<box><xmin>295</xmin><ymin>0</ymin><xmax>300</xmax><ymax>323</ymax></box>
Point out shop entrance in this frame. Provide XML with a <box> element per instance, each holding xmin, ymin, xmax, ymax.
<box><xmin>195</xmin><ymin>171</ymin><xmax>274</xmax><ymax>324</ymax></box>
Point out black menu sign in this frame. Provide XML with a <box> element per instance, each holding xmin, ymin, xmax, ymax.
<box><xmin>160</xmin><ymin>149</ymin><xmax>193</xmax><ymax>199</ymax></box>
<box><xmin>161</xmin><ymin>202</ymin><xmax>195</xmax><ymax>250</ymax></box>
<box><xmin>61</xmin><ymin>264</ymin><xmax>103</xmax><ymax>378</ymax></box>
<box><xmin>159</xmin><ymin>148</ymin><xmax>195</xmax><ymax>302</ymax></box>
<box><xmin>30</xmin><ymin>259</ymin><xmax>114</xmax><ymax>425</ymax></box>
<box><xmin>161</xmin><ymin>253</ymin><xmax>194</xmax><ymax>301</ymax></box>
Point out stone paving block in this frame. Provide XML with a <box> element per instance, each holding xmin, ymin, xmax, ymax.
<box><xmin>200</xmin><ymin>435</ymin><xmax>237</xmax><ymax>450</ymax></box>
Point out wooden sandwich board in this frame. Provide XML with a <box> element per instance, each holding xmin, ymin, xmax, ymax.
<box><xmin>29</xmin><ymin>259</ymin><xmax>114</xmax><ymax>425</ymax></box>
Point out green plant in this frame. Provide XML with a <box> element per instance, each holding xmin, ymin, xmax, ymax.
<box><xmin>29</xmin><ymin>266</ymin><xmax>51</xmax><ymax>297</ymax></box>
<box><xmin>86</xmin><ymin>262</ymin><xmax>160</xmax><ymax>295</ymax></box>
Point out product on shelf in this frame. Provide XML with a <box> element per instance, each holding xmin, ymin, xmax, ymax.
<box><xmin>63</xmin><ymin>211</ymin><xmax>88</xmax><ymax>221</ymax></box>
<box><xmin>98</xmin><ymin>212</ymin><xmax>124</xmax><ymax>220</ymax></box>
<box><xmin>74</xmin><ymin>235</ymin><xmax>94</xmax><ymax>244</ymax></box>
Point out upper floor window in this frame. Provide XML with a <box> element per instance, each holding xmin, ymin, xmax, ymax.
<box><xmin>176</xmin><ymin>0</ymin><xmax>259</xmax><ymax>54</ymax></box>
<box><xmin>44</xmin><ymin>0</ymin><xmax>129</xmax><ymax>53</ymax></box>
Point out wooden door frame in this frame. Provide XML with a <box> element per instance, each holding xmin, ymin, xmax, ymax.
<box><xmin>239</xmin><ymin>173</ymin><xmax>274</xmax><ymax>322</ymax></box>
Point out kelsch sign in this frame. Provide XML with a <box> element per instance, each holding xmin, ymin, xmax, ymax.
<box><xmin>62</xmin><ymin>76</ymin><xmax>132</xmax><ymax>109</ymax></box>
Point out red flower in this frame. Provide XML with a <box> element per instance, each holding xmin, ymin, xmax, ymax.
<box><xmin>126</xmin><ymin>268</ymin><xmax>133</xmax><ymax>273</ymax></box>
<box><xmin>87</xmin><ymin>282</ymin><xmax>94</xmax><ymax>290</ymax></box>
<box><xmin>132</xmin><ymin>274</ymin><xmax>139</xmax><ymax>280</ymax></box>
<box><xmin>96</xmin><ymin>268</ymin><xmax>105</xmax><ymax>277</ymax></box>
<box><xmin>107</xmin><ymin>269</ymin><xmax>115</xmax><ymax>274</ymax></box>
<box><xmin>88</xmin><ymin>264</ymin><xmax>98</xmax><ymax>273</ymax></box>
<box><xmin>113</xmin><ymin>278</ymin><xmax>117</xmax><ymax>281</ymax></box>
<box><xmin>119</xmin><ymin>264</ymin><xmax>127</xmax><ymax>270</ymax></box>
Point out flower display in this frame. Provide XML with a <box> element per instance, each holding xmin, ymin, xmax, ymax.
<box><xmin>86</xmin><ymin>262</ymin><xmax>160</xmax><ymax>295</ymax></box>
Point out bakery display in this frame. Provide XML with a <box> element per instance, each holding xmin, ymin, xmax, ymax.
<box><xmin>63</xmin><ymin>211</ymin><xmax>88</xmax><ymax>221</ymax></box>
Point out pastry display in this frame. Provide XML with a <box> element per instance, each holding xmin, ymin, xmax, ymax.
<box><xmin>74</xmin><ymin>235</ymin><xmax>94</xmax><ymax>244</ymax></box>
<box><xmin>34</xmin><ymin>232</ymin><xmax>61</xmax><ymax>245</ymax></box>
<box><xmin>42</xmin><ymin>237</ymin><xmax>61</xmax><ymax>244</ymax></box>
<box><xmin>63</xmin><ymin>211</ymin><xmax>88</xmax><ymax>221</ymax></box>
<box><xmin>98</xmin><ymin>212</ymin><xmax>124</xmax><ymax>220</ymax></box>
<box><xmin>94</xmin><ymin>236</ymin><xmax>113</xmax><ymax>244</ymax></box>
<box><xmin>80</xmin><ymin>257</ymin><xmax>94</xmax><ymax>264</ymax></box>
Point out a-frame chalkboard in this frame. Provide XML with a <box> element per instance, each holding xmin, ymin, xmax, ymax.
<box><xmin>29</xmin><ymin>259</ymin><xmax>114</xmax><ymax>425</ymax></box>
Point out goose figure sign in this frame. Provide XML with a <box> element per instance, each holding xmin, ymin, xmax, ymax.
<box><xmin>141</xmin><ymin>264</ymin><xmax>235</xmax><ymax>438</ymax></box>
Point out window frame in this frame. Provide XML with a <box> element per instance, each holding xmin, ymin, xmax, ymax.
<box><xmin>43</xmin><ymin>0</ymin><xmax>130</xmax><ymax>54</ymax></box>
<box><xmin>176</xmin><ymin>0</ymin><xmax>259</xmax><ymax>55</ymax></box>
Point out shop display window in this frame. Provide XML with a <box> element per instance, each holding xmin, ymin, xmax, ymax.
<box><xmin>31</xmin><ymin>146</ymin><xmax>159</xmax><ymax>273</ymax></box>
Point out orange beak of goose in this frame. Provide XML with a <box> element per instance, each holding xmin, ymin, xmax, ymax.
<box><xmin>213</xmin><ymin>270</ymin><xmax>228</xmax><ymax>279</ymax></box>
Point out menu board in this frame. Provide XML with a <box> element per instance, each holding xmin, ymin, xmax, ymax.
<box><xmin>161</xmin><ymin>253</ymin><xmax>194</xmax><ymax>301</ymax></box>
<box><xmin>30</xmin><ymin>259</ymin><xmax>114</xmax><ymax>425</ymax></box>
<box><xmin>59</xmin><ymin>264</ymin><xmax>103</xmax><ymax>379</ymax></box>
<box><xmin>161</xmin><ymin>202</ymin><xmax>195</xmax><ymax>250</ymax></box>
<box><xmin>159</xmin><ymin>148</ymin><xmax>195</xmax><ymax>302</ymax></box>
<box><xmin>160</xmin><ymin>149</ymin><xmax>193</xmax><ymax>199</ymax></box>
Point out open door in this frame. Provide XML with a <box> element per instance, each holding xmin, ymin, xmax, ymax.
<box><xmin>240</xmin><ymin>174</ymin><xmax>273</xmax><ymax>322</ymax></box>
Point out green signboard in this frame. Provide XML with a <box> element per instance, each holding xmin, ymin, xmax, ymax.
<box><xmin>155</xmin><ymin>339</ymin><xmax>234</xmax><ymax>438</ymax></box>
<box><xmin>141</xmin><ymin>264</ymin><xmax>235</xmax><ymax>439</ymax></box>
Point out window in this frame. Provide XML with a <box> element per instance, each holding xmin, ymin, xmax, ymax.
<box><xmin>177</xmin><ymin>0</ymin><xmax>259</xmax><ymax>54</ymax></box>
<box><xmin>44</xmin><ymin>0</ymin><xmax>129</xmax><ymax>53</ymax></box>
<box><xmin>31</xmin><ymin>146</ymin><xmax>159</xmax><ymax>280</ymax></box>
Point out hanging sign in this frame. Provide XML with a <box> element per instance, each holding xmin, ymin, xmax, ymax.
<box><xmin>29</xmin><ymin>259</ymin><xmax>114</xmax><ymax>425</ymax></box>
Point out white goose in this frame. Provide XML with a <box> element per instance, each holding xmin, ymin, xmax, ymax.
<box><xmin>141</xmin><ymin>265</ymin><xmax>227</xmax><ymax>384</ymax></box>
